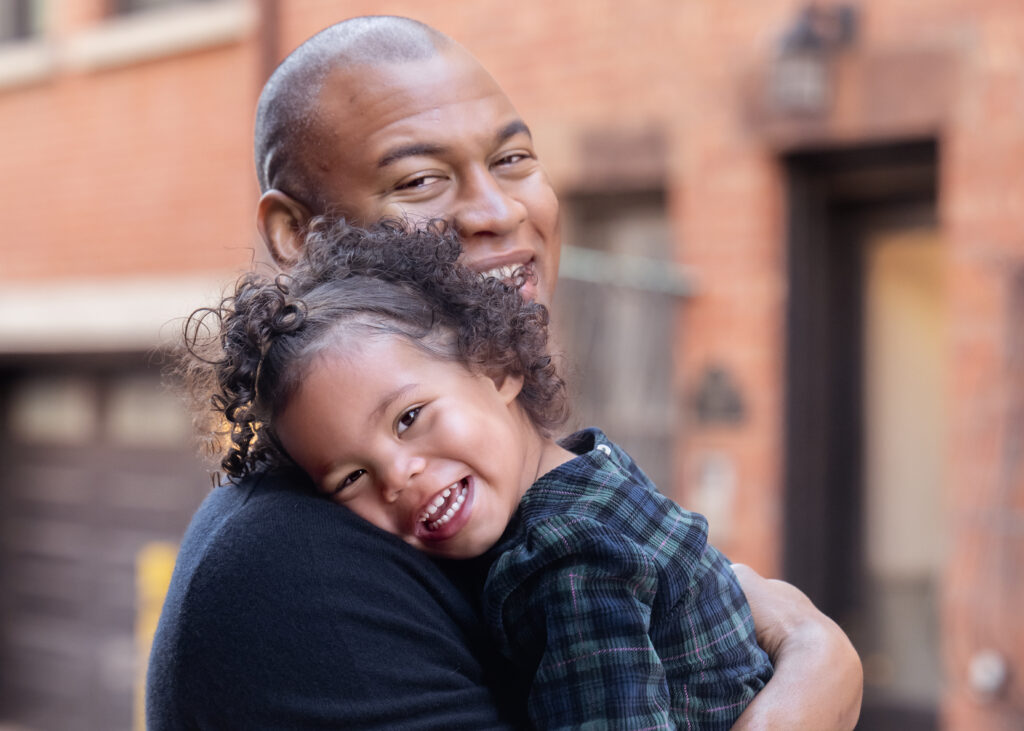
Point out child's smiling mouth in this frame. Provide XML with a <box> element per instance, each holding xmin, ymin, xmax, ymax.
<box><xmin>418</xmin><ymin>477</ymin><xmax>470</xmax><ymax>532</ymax></box>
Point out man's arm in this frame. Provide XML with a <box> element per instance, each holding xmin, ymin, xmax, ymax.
<box><xmin>729</xmin><ymin>564</ymin><xmax>864</xmax><ymax>731</ymax></box>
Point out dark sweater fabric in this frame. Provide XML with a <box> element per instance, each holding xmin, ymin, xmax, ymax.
<box><xmin>146</xmin><ymin>468</ymin><xmax>522</xmax><ymax>730</ymax></box>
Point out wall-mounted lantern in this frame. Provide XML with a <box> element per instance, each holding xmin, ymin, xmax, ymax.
<box><xmin>770</xmin><ymin>3</ymin><xmax>859</xmax><ymax>115</ymax></box>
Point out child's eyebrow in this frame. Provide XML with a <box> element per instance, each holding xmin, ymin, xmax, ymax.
<box><xmin>372</xmin><ymin>383</ymin><xmax>419</xmax><ymax>421</ymax></box>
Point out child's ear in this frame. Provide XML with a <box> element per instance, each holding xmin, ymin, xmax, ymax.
<box><xmin>491</xmin><ymin>372</ymin><xmax>524</xmax><ymax>404</ymax></box>
<box><xmin>257</xmin><ymin>190</ymin><xmax>312</xmax><ymax>268</ymax></box>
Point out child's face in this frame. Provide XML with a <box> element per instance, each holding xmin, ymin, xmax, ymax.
<box><xmin>275</xmin><ymin>334</ymin><xmax>539</xmax><ymax>559</ymax></box>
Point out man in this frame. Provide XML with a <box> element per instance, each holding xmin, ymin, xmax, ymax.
<box><xmin>148</xmin><ymin>16</ymin><xmax>861</xmax><ymax>729</ymax></box>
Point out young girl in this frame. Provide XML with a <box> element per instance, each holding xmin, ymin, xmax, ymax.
<box><xmin>182</xmin><ymin>219</ymin><xmax>772</xmax><ymax>730</ymax></box>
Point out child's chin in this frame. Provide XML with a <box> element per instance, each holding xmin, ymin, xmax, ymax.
<box><xmin>417</xmin><ymin>532</ymin><xmax>495</xmax><ymax>562</ymax></box>
<box><xmin>420</xmin><ymin>537</ymin><xmax>484</xmax><ymax>561</ymax></box>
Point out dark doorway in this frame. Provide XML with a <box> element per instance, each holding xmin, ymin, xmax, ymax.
<box><xmin>783</xmin><ymin>140</ymin><xmax>942</xmax><ymax>730</ymax></box>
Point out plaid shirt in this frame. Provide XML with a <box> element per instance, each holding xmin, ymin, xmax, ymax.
<box><xmin>483</xmin><ymin>429</ymin><xmax>772</xmax><ymax>730</ymax></box>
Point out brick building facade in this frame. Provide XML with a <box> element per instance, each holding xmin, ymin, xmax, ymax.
<box><xmin>0</xmin><ymin>1</ymin><xmax>1021</xmax><ymax>728</ymax></box>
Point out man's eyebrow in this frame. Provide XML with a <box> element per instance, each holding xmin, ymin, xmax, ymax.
<box><xmin>376</xmin><ymin>121</ymin><xmax>532</xmax><ymax>169</ymax></box>
<box><xmin>496</xmin><ymin>120</ymin><xmax>532</xmax><ymax>144</ymax></box>
<box><xmin>377</xmin><ymin>144</ymin><xmax>447</xmax><ymax>168</ymax></box>
<box><xmin>371</xmin><ymin>383</ymin><xmax>419</xmax><ymax>422</ymax></box>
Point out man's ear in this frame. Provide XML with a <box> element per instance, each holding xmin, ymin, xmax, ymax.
<box><xmin>492</xmin><ymin>372</ymin><xmax>525</xmax><ymax>405</ymax></box>
<box><xmin>257</xmin><ymin>189</ymin><xmax>313</xmax><ymax>268</ymax></box>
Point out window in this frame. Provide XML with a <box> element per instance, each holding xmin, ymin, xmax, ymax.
<box><xmin>111</xmin><ymin>0</ymin><xmax>215</xmax><ymax>15</ymax></box>
<box><xmin>556</xmin><ymin>190</ymin><xmax>686</xmax><ymax>494</ymax></box>
<box><xmin>0</xmin><ymin>0</ymin><xmax>36</xmax><ymax>43</ymax></box>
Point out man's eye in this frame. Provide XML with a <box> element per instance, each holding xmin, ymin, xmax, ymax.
<box><xmin>397</xmin><ymin>406</ymin><xmax>421</xmax><ymax>434</ymax></box>
<box><xmin>332</xmin><ymin>469</ymin><xmax>366</xmax><ymax>494</ymax></box>
<box><xmin>495</xmin><ymin>152</ymin><xmax>530</xmax><ymax>166</ymax></box>
<box><xmin>395</xmin><ymin>174</ymin><xmax>443</xmax><ymax>191</ymax></box>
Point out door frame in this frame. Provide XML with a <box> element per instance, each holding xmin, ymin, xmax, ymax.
<box><xmin>782</xmin><ymin>139</ymin><xmax>939</xmax><ymax>729</ymax></box>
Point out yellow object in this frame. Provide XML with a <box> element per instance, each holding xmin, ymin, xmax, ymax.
<box><xmin>135</xmin><ymin>542</ymin><xmax>179</xmax><ymax>731</ymax></box>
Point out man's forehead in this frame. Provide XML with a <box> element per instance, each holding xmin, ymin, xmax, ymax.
<box><xmin>316</xmin><ymin>49</ymin><xmax>507</xmax><ymax>118</ymax></box>
<box><xmin>307</xmin><ymin>54</ymin><xmax>521</xmax><ymax>161</ymax></box>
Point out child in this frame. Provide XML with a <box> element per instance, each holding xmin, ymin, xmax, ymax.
<box><xmin>182</xmin><ymin>219</ymin><xmax>772</xmax><ymax>730</ymax></box>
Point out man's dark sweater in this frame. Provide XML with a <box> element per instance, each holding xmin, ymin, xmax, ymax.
<box><xmin>146</xmin><ymin>469</ymin><xmax>522</xmax><ymax>729</ymax></box>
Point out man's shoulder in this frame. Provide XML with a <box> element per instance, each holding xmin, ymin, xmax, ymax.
<box><xmin>195</xmin><ymin>468</ymin><xmax>330</xmax><ymax>525</ymax></box>
<box><xmin>147</xmin><ymin>469</ymin><xmax>513</xmax><ymax>729</ymax></box>
<box><xmin>170</xmin><ymin>470</ymin><xmax>334</xmax><ymax>573</ymax></box>
<box><xmin>172</xmin><ymin>468</ymin><xmax>449</xmax><ymax>593</ymax></box>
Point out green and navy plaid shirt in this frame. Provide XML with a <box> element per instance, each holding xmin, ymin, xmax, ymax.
<box><xmin>483</xmin><ymin>429</ymin><xmax>772</xmax><ymax>730</ymax></box>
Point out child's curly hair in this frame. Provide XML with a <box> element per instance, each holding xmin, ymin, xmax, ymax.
<box><xmin>180</xmin><ymin>218</ymin><xmax>569</xmax><ymax>481</ymax></box>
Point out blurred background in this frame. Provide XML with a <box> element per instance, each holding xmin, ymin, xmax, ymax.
<box><xmin>0</xmin><ymin>0</ymin><xmax>1022</xmax><ymax>729</ymax></box>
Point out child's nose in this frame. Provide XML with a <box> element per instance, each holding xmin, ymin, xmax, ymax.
<box><xmin>381</xmin><ymin>454</ymin><xmax>428</xmax><ymax>503</ymax></box>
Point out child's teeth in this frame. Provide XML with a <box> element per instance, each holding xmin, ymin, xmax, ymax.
<box><xmin>420</xmin><ymin>482</ymin><xmax>468</xmax><ymax>530</ymax></box>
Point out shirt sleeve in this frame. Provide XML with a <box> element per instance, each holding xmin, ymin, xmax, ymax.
<box><xmin>657</xmin><ymin>544</ymin><xmax>773</xmax><ymax>727</ymax></box>
<box><xmin>487</xmin><ymin>514</ymin><xmax>771</xmax><ymax>731</ymax></box>
<box><xmin>491</xmin><ymin>519</ymin><xmax>672</xmax><ymax>730</ymax></box>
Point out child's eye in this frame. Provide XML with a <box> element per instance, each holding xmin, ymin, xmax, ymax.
<box><xmin>332</xmin><ymin>469</ymin><xmax>366</xmax><ymax>495</ymax></box>
<box><xmin>397</xmin><ymin>406</ymin><xmax>422</xmax><ymax>434</ymax></box>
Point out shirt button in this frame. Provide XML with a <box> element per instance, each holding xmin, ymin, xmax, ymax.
<box><xmin>596</xmin><ymin>444</ymin><xmax>612</xmax><ymax>456</ymax></box>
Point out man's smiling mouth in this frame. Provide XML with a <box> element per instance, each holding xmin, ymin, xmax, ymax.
<box><xmin>418</xmin><ymin>478</ymin><xmax>469</xmax><ymax>531</ymax></box>
<box><xmin>479</xmin><ymin>261</ymin><xmax>534</xmax><ymax>287</ymax></box>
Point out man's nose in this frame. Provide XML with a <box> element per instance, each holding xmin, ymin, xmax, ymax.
<box><xmin>452</xmin><ymin>167</ymin><xmax>527</xmax><ymax>240</ymax></box>
<box><xmin>380</xmin><ymin>453</ymin><xmax>428</xmax><ymax>503</ymax></box>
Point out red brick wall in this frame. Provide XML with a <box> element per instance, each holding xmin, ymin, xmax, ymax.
<box><xmin>0</xmin><ymin>3</ymin><xmax>259</xmax><ymax>282</ymax></box>
<box><xmin>942</xmin><ymin>4</ymin><xmax>1024</xmax><ymax>726</ymax></box>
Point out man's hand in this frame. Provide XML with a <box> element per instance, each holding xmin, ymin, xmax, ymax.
<box><xmin>729</xmin><ymin>564</ymin><xmax>863</xmax><ymax>730</ymax></box>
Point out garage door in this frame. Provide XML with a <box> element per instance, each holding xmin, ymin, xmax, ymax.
<box><xmin>0</xmin><ymin>357</ymin><xmax>209</xmax><ymax>731</ymax></box>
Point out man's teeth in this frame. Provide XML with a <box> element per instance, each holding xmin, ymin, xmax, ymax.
<box><xmin>481</xmin><ymin>264</ymin><xmax>519</xmax><ymax>280</ymax></box>
<box><xmin>419</xmin><ymin>482</ymin><xmax>468</xmax><ymax>530</ymax></box>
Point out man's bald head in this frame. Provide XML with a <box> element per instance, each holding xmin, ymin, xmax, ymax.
<box><xmin>252</xmin><ymin>17</ymin><xmax>559</xmax><ymax>308</ymax></box>
<box><xmin>254</xmin><ymin>16</ymin><xmax>453</xmax><ymax>209</ymax></box>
